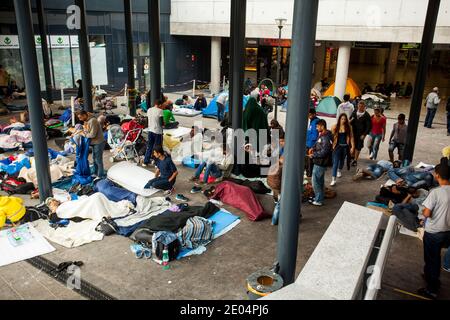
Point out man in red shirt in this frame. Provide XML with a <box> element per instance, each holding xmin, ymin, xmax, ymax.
<box><xmin>368</xmin><ymin>106</ymin><xmax>386</xmax><ymax>160</ymax></box>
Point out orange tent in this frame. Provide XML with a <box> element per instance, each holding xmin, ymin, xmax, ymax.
<box><xmin>323</xmin><ymin>78</ymin><xmax>361</xmax><ymax>99</ymax></box>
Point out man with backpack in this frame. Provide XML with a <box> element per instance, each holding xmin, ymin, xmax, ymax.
<box><xmin>308</xmin><ymin>119</ymin><xmax>332</xmax><ymax>206</ymax></box>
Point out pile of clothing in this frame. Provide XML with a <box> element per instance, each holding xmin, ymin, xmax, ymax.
<box><xmin>0</xmin><ymin>122</ymin><xmax>32</xmax><ymax>153</ymax></box>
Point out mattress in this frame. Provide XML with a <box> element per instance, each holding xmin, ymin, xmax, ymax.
<box><xmin>107</xmin><ymin>161</ymin><xmax>159</xmax><ymax>197</ymax></box>
<box><xmin>143</xmin><ymin>126</ymin><xmax>191</xmax><ymax>138</ymax></box>
<box><xmin>172</xmin><ymin>108</ymin><xmax>202</xmax><ymax>117</ymax></box>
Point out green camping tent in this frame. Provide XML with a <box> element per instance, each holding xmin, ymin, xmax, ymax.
<box><xmin>316</xmin><ymin>96</ymin><xmax>341</xmax><ymax>117</ymax></box>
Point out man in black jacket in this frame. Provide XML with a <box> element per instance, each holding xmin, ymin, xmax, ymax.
<box><xmin>350</xmin><ymin>101</ymin><xmax>372</xmax><ymax>166</ymax></box>
<box><xmin>308</xmin><ymin>119</ymin><xmax>332</xmax><ymax>206</ymax></box>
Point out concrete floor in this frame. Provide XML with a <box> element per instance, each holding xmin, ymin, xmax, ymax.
<box><xmin>0</xmin><ymin>96</ymin><xmax>449</xmax><ymax>300</ymax></box>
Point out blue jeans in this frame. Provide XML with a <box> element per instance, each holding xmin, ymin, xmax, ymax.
<box><xmin>144</xmin><ymin>132</ymin><xmax>163</xmax><ymax>164</ymax></box>
<box><xmin>424</xmin><ymin>108</ymin><xmax>437</xmax><ymax>128</ymax></box>
<box><xmin>388</xmin><ymin>141</ymin><xmax>405</xmax><ymax>160</ymax></box>
<box><xmin>92</xmin><ymin>141</ymin><xmax>105</xmax><ymax>178</ymax></box>
<box><xmin>423</xmin><ymin>231</ymin><xmax>450</xmax><ymax>293</ymax></box>
<box><xmin>312</xmin><ymin>165</ymin><xmax>326</xmax><ymax>203</ymax></box>
<box><xmin>272</xmin><ymin>200</ymin><xmax>280</xmax><ymax>225</ymax></box>
<box><xmin>332</xmin><ymin>145</ymin><xmax>347</xmax><ymax>178</ymax></box>
<box><xmin>387</xmin><ymin>167</ymin><xmax>433</xmax><ymax>189</ymax></box>
<box><xmin>366</xmin><ymin>164</ymin><xmax>384</xmax><ymax>179</ymax></box>
<box><xmin>369</xmin><ymin>133</ymin><xmax>382</xmax><ymax>160</ymax></box>
<box><xmin>195</xmin><ymin>161</ymin><xmax>222</xmax><ymax>182</ymax></box>
<box><xmin>217</xmin><ymin>102</ymin><xmax>225</xmax><ymax>122</ymax></box>
<box><xmin>144</xmin><ymin>176</ymin><xmax>175</xmax><ymax>190</ymax></box>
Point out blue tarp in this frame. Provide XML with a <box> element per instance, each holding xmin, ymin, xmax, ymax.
<box><xmin>72</xmin><ymin>136</ymin><xmax>93</xmax><ymax>185</ymax></box>
<box><xmin>202</xmin><ymin>94</ymin><xmax>249</xmax><ymax>119</ymax></box>
<box><xmin>26</xmin><ymin>148</ymin><xmax>67</xmax><ymax>159</ymax></box>
<box><xmin>59</xmin><ymin>109</ymin><xmax>72</xmax><ymax>123</ymax></box>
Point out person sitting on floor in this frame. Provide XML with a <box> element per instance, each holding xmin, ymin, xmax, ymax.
<box><xmin>162</xmin><ymin>103</ymin><xmax>179</xmax><ymax>129</ymax></box>
<box><xmin>144</xmin><ymin>145</ymin><xmax>178</xmax><ymax>194</ymax></box>
<box><xmin>353</xmin><ymin>160</ymin><xmax>401</xmax><ymax>181</ymax></box>
<box><xmin>175</xmin><ymin>95</ymin><xmax>194</xmax><ymax>108</ymax></box>
<box><xmin>194</xmin><ymin>93</ymin><xmax>207</xmax><ymax>111</ymax></box>
<box><xmin>189</xmin><ymin>145</ymin><xmax>233</xmax><ymax>189</ymax></box>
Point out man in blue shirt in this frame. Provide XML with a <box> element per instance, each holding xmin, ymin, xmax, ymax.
<box><xmin>144</xmin><ymin>145</ymin><xmax>178</xmax><ymax>195</ymax></box>
<box><xmin>305</xmin><ymin>108</ymin><xmax>320</xmax><ymax>177</ymax></box>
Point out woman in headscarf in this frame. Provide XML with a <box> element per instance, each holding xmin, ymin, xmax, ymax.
<box><xmin>243</xmin><ymin>97</ymin><xmax>269</xmax><ymax>150</ymax></box>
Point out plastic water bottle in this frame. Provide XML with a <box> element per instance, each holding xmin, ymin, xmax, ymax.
<box><xmin>162</xmin><ymin>245</ymin><xmax>170</xmax><ymax>270</ymax></box>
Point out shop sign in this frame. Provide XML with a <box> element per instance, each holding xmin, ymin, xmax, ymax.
<box><xmin>0</xmin><ymin>35</ymin><xmax>19</xmax><ymax>49</ymax></box>
<box><xmin>246</xmin><ymin>38</ymin><xmax>258</xmax><ymax>48</ymax></box>
<box><xmin>259</xmin><ymin>38</ymin><xmax>291</xmax><ymax>47</ymax></box>
<box><xmin>353</xmin><ymin>42</ymin><xmax>390</xmax><ymax>48</ymax></box>
<box><xmin>401</xmin><ymin>43</ymin><xmax>420</xmax><ymax>49</ymax></box>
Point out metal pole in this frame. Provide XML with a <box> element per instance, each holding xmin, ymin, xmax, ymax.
<box><xmin>148</xmin><ymin>0</ymin><xmax>161</xmax><ymax>106</ymax></box>
<box><xmin>229</xmin><ymin>0</ymin><xmax>246</xmax><ymax>130</ymax></box>
<box><xmin>124</xmin><ymin>0</ymin><xmax>136</xmax><ymax>116</ymax></box>
<box><xmin>277</xmin><ymin>0</ymin><xmax>319</xmax><ymax>285</ymax></box>
<box><xmin>14</xmin><ymin>0</ymin><xmax>52</xmax><ymax>201</ymax></box>
<box><xmin>75</xmin><ymin>0</ymin><xmax>93</xmax><ymax>112</ymax></box>
<box><xmin>36</xmin><ymin>0</ymin><xmax>53</xmax><ymax>103</ymax></box>
<box><xmin>275</xmin><ymin>26</ymin><xmax>282</xmax><ymax>120</ymax></box>
<box><xmin>403</xmin><ymin>0</ymin><xmax>441</xmax><ymax>164</ymax></box>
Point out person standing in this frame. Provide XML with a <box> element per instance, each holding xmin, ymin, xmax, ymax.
<box><xmin>143</xmin><ymin>99</ymin><xmax>164</xmax><ymax>167</ymax></box>
<box><xmin>216</xmin><ymin>91</ymin><xmax>228</xmax><ymax>123</ymax></box>
<box><xmin>308</xmin><ymin>119</ymin><xmax>332</xmax><ymax>206</ymax></box>
<box><xmin>424</xmin><ymin>87</ymin><xmax>441</xmax><ymax>129</ymax></box>
<box><xmin>77</xmin><ymin>111</ymin><xmax>105</xmax><ymax>178</ymax></box>
<box><xmin>305</xmin><ymin>108</ymin><xmax>320</xmax><ymax>177</ymax></box>
<box><xmin>336</xmin><ymin>94</ymin><xmax>354</xmax><ymax>121</ymax></box>
<box><xmin>367</xmin><ymin>106</ymin><xmax>386</xmax><ymax>160</ymax></box>
<box><xmin>350</xmin><ymin>101</ymin><xmax>372</xmax><ymax>166</ymax></box>
<box><xmin>330</xmin><ymin>113</ymin><xmax>354</xmax><ymax>186</ymax></box>
<box><xmin>418</xmin><ymin>158</ymin><xmax>450</xmax><ymax>300</ymax></box>
<box><xmin>388</xmin><ymin>113</ymin><xmax>408</xmax><ymax>163</ymax></box>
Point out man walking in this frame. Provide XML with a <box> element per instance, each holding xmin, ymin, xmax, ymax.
<box><xmin>350</xmin><ymin>101</ymin><xmax>372</xmax><ymax>166</ymax></box>
<box><xmin>77</xmin><ymin>111</ymin><xmax>105</xmax><ymax>178</ymax></box>
<box><xmin>388</xmin><ymin>113</ymin><xmax>408</xmax><ymax>163</ymax></box>
<box><xmin>308</xmin><ymin>119</ymin><xmax>332</xmax><ymax>206</ymax></box>
<box><xmin>143</xmin><ymin>99</ymin><xmax>164</xmax><ymax>167</ymax></box>
<box><xmin>336</xmin><ymin>94</ymin><xmax>354</xmax><ymax>120</ymax></box>
<box><xmin>216</xmin><ymin>92</ymin><xmax>229</xmax><ymax>123</ymax></box>
<box><xmin>424</xmin><ymin>87</ymin><xmax>441</xmax><ymax>128</ymax></box>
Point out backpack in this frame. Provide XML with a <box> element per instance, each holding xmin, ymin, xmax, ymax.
<box><xmin>0</xmin><ymin>177</ymin><xmax>35</xmax><ymax>195</ymax></box>
<box><xmin>177</xmin><ymin>216</ymin><xmax>214</xmax><ymax>250</ymax></box>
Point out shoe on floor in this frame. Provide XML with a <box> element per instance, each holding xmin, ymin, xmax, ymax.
<box><xmin>141</xmin><ymin>163</ymin><xmax>148</xmax><ymax>167</ymax></box>
<box><xmin>417</xmin><ymin>288</ymin><xmax>437</xmax><ymax>300</ymax></box>
<box><xmin>164</xmin><ymin>188</ymin><xmax>174</xmax><ymax>196</ymax></box>
<box><xmin>311</xmin><ymin>201</ymin><xmax>323</xmax><ymax>206</ymax></box>
<box><xmin>190</xmin><ymin>186</ymin><xmax>202</xmax><ymax>194</ymax></box>
<box><xmin>443</xmin><ymin>266</ymin><xmax>450</xmax><ymax>273</ymax></box>
<box><xmin>175</xmin><ymin>194</ymin><xmax>189</xmax><ymax>202</ymax></box>
<box><xmin>337</xmin><ymin>171</ymin><xmax>342</xmax><ymax>178</ymax></box>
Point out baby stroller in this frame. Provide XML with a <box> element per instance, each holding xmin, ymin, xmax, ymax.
<box><xmin>107</xmin><ymin>124</ymin><xmax>142</xmax><ymax>163</ymax></box>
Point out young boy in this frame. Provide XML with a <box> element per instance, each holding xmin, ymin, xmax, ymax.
<box><xmin>144</xmin><ymin>145</ymin><xmax>178</xmax><ymax>194</ymax></box>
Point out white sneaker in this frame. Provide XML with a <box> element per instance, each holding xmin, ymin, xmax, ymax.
<box><xmin>141</xmin><ymin>163</ymin><xmax>148</xmax><ymax>167</ymax></box>
<box><xmin>337</xmin><ymin>171</ymin><xmax>342</xmax><ymax>178</ymax></box>
<box><xmin>330</xmin><ymin>177</ymin><xmax>336</xmax><ymax>186</ymax></box>
<box><xmin>312</xmin><ymin>201</ymin><xmax>323</xmax><ymax>206</ymax></box>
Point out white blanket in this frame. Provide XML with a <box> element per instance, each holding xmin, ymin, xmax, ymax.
<box><xmin>107</xmin><ymin>161</ymin><xmax>159</xmax><ymax>197</ymax></box>
<box><xmin>56</xmin><ymin>193</ymin><xmax>132</xmax><ymax>222</ymax></box>
<box><xmin>115</xmin><ymin>196</ymin><xmax>171</xmax><ymax>227</ymax></box>
<box><xmin>143</xmin><ymin>126</ymin><xmax>191</xmax><ymax>138</ymax></box>
<box><xmin>33</xmin><ymin>219</ymin><xmax>104</xmax><ymax>248</ymax></box>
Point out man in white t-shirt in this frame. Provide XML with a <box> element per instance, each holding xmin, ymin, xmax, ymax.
<box><xmin>143</xmin><ymin>99</ymin><xmax>164</xmax><ymax>166</ymax></box>
<box><xmin>418</xmin><ymin>158</ymin><xmax>450</xmax><ymax>299</ymax></box>
<box><xmin>216</xmin><ymin>92</ymin><xmax>229</xmax><ymax>123</ymax></box>
<box><xmin>336</xmin><ymin>94</ymin><xmax>354</xmax><ymax>120</ymax></box>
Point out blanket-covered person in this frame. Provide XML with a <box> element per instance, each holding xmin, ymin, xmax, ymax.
<box><xmin>144</xmin><ymin>145</ymin><xmax>178</xmax><ymax>194</ymax></box>
<box><xmin>418</xmin><ymin>157</ymin><xmax>450</xmax><ymax>300</ymax></box>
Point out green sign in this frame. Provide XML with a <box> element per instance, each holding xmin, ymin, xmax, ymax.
<box><xmin>4</xmin><ymin>37</ymin><xmax>11</xmax><ymax>45</ymax></box>
<box><xmin>401</xmin><ymin>43</ymin><xmax>420</xmax><ymax>49</ymax></box>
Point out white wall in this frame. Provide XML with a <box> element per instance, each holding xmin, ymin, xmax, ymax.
<box><xmin>170</xmin><ymin>0</ymin><xmax>450</xmax><ymax>43</ymax></box>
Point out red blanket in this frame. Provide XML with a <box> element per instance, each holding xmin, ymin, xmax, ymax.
<box><xmin>212</xmin><ymin>181</ymin><xmax>268</xmax><ymax>221</ymax></box>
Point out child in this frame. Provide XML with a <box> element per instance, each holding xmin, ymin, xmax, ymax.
<box><xmin>144</xmin><ymin>145</ymin><xmax>178</xmax><ymax>194</ymax></box>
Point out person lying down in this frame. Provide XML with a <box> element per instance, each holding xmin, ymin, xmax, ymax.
<box><xmin>45</xmin><ymin>178</ymin><xmax>171</xmax><ymax>223</ymax></box>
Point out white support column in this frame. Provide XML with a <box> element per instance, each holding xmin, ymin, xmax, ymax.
<box><xmin>334</xmin><ymin>42</ymin><xmax>351</xmax><ymax>100</ymax></box>
<box><xmin>210</xmin><ymin>36</ymin><xmax>221</xmax><ymax>95</ymax></box>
